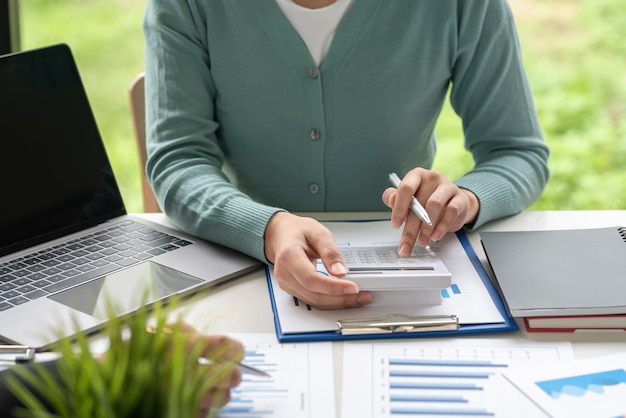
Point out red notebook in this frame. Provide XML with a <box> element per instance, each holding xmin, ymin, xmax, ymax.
<box><xmin>524</xmin><ymin>314</ymin><xmax>626</xmax><ymax>332</ymax></box>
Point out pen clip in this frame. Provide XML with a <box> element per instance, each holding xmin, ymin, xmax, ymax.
<box><xmin>337</xmin><ymin>313</ymin><xmax>459</xmax><ymax>335</ymax></box>
<box><xmin>0</xmin><ymin>345</ymin><xmax>37</xmax><ymax>364</ymax></box>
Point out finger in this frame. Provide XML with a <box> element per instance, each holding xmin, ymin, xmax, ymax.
<box><xmin>199</xmin><ymin>388</ymin><xmax>232</xmax><ymax>411</ymax></box>
<box><xmin>381</xmin><ymin>187</ymin><xmax>397</xmax><ymax>209</ymax></box>
<box><xmin>390</xmin><ymin>175</ymin><xmax>423</xmax><ymax>228</ymax></box>
<box><xmin>277</xmin><ymin>260</ymin><xmax>374</xmax><ymax>309</ymax></box>
<box><xmin>280</xmin><ymin>279</ymin><xmax>373</xmax><ymax>310</ymax></box>
<box><xmin>224</xmin><ymin>364</ymin><xmax>242</xmax><ymax>388</ymax></box>
<box><xmin>279</xmin><ymin>265</ymin><xmax>360</xmax><ymax>297</ymax></box>
<box><xmin>302</xmin><ymin>291</ymin><xmax>372</xmax><ymax>310</ymax></box>
<box><xmin>304</xmin><ymin>227</ymin><xmax>349</xmax><ymax>278</ymax></box>
<box><xmin>431</xmin><ymin>193</ymin><xmax>470</xmax><ymax>240</ymax></box>
<box><xmin>275</xmin><ymin>244</ymin><xmax>358</xmax><ymax>296</ymax></box>
<box><xmin>164</xmin><ymin>329</ymin><xmax>240</xmax><ymax>361</ymax></box>
<box><xmin>418</xmin><ymin>182</ymin><xmax>459</xmax><ymax>245</ymax></box>
<box><xmin>318</xmin><ymin>246</ymin><xmax>348</xmax><ymax>278</ymax></box>
<box><xmin>200</xmin><ymin>335</ymin><xmax>245</xmax><ymax>362</ymax></box>
<box><xmin>398</xmin><ymin>212</ymin><xmax>422</xmax><ymax>256</ymax></box>
<box><xmin>419</xmin><ymin>181</ymin><xmax>470</xmax><ymax>243</ymax></box>
<box><xmin>197</xmin><ymin>354</ymin><xmax>242</xmax><ymax>413</ymax></box>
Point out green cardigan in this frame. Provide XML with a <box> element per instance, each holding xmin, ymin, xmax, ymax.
<box><xmin>143</xmin><ymin>0</ymin><xmax>549</xmax><ymax>262</ymax></box>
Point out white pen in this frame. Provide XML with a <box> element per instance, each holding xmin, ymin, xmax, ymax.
<box><xmin>388</xmin><ymin>172</ymin><xmax>432</xmax><ymax>226</ymax></box>
<box><xmin>198</xmin><ymin>356</ymin><xmax>270</xmax><ymax>378</ymax></box>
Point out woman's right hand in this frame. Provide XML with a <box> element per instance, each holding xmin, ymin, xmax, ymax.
<box><xmin>264</xmin><ymin>212</ymin><xmax>372</xmax><ymax>309</ymax></box>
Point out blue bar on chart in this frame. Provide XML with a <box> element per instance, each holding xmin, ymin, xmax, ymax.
<box><xmin>441</xmin><ymin>283</ymin><xmax>462</xmax><ymax>299</ymax></box>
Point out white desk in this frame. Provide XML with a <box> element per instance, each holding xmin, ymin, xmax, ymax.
<box><xmin>141</xmin><ymin>210</ymin><xmax>626</xmax><ymax>415</ymax></box>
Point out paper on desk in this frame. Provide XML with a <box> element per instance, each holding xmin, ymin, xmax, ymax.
<box><xmin>217</xmin><ymin>333</ymin><xmax>335</xmax><ymax>418</ymax></box>
<box><xmin>3</xmin><ymin>334</ymin><xmax>336</xmax><ymax>418</ymax></box>
<box><xmin>342</xmin><ymin>338</ymin><xmax>574</xmax><ymax>418</ymax></box>
<box><xmin>28</xmin><ymin>333</ymin><xmax>334</xmax><ymax>418</ymax></box>
<box><xmin>502</xmin><ymin>351</ymin><xmax>626</xmax><ymax>418</ymax></box>
<box><xmin>271</xmin><ymin>220</ymin><xmax>505</xmax><ymax>334</ymax></box>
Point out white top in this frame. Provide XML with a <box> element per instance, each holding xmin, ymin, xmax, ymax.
<box><xmin>275</xmin><ymin>0</ymin><xmax>353</xmax><ymax>65</ymax></box>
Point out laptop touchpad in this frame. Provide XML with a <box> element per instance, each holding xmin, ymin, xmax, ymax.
<box><xmin>49</xmin><ymin>261</ymin><xmax>203</xmax><ymax>320</ymax></box>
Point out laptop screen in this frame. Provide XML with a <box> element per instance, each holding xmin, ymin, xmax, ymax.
<box><xmin>0</xmin><ymin>44</ymin><xmax>126</xmax><ymax>256</ymax></box>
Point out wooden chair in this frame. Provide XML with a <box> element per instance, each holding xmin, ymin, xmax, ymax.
<box><xmin>128</xmin><ymin>72</ymin><xmax>161</xmax><ymax>212</ymax></box>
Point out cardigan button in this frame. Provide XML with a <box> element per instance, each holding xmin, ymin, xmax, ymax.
<box><xmin>310</xmin><ymin>128</ymin><xmax>321</xmax><ymax>141</ymax></box>
<box><xmin>308</xmin><ymin>67</ymin><xmax>319</xmax><ymax>78</ymax></box>
<box><xmin>308</xmin><ymin>183</ymin><xmax>320</xmax><ymax>194</ymax></box>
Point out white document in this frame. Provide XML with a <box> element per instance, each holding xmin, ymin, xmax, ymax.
<box><xmin>217</xmin><ymin>333</ymin><xmax>335</xmax><ymax>418</ymax></box>
<box><xmin>503</xmin><ymin>352</ymin><xmax>626</xmax><ymax>418</ymax></box>
<box><xmin>270</xmin><ymin>220</ymin><xmax>505</xmax><ymax>335</ymax></box>
<box><xmin>341</xmin><ymin>339</ymin><xmax>574</xmax><ymax>418</ymax></box>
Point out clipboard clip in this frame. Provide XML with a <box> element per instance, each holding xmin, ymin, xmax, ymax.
<box><xmin>0</xmin><ymin>345</ymin><xmax>36</xmax><ymax>364</ymax></box>
<box><xmin>337</xmin><ymin>314</ymin><xmax>459</xmax><ymax>335</ymax></box>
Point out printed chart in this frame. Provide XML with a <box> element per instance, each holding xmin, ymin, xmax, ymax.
<box><xmin>342</xmin><ymin>339</ymin><xmax>574</xmax><ymax>418</ymax></box>
<box><xmin>504</xmin><ymin>352</ymin><xmax>626</xmax><ymax>418</ymax></box>
<box><xmin>216</xmin><ymin>334</ymin><xmax>335</xmax><ymax>418</ymax></box>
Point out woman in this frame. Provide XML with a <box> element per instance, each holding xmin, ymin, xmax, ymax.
<box><xmin>143</xmin><ymin>0</ymin><xmax>549</xmax><ymax>310</ymax></box>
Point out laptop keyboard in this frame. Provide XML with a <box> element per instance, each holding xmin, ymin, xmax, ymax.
<box><xmin>0</xmin><ymin>220</ymin><xmax>192</xmax><ymax>312</ymax></box>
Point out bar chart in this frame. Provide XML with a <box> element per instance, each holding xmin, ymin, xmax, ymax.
<box><xmin>382</xmin><ymin>356</ymin><xmax>508</xmax><ymax>416</ymax></box>
<box><xmin>216</xmin><ymin>334</ymin><xmax>335</xmax><ymax>418</ymax></box>
<box><xmin>342</xmin><ymin>339</ymin><xmax>574</xmax><ymax>417</ymax></box>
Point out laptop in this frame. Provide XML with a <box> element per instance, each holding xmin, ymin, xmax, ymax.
<box><xmin>0</xmin><ymin>44</ymin><xmax>263</xmax><ymax>349</ymax></box>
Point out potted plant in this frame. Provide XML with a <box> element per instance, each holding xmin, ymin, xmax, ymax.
<box><xmin>6</xmin><ymin>297</ymin><xmax>237</xmax><ymax>418</ymax></box>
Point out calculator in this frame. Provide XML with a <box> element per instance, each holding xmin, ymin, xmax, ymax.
<box><xmin>337</xmin><ymin>245</ymin><xmax>452</xmax><ymax>291</ymax></box>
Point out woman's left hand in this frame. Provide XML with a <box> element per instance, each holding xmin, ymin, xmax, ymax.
<box><xmin>175</xmin><ymin>323</ymin><xmax>245</xmax><ymax>413</ymax></box>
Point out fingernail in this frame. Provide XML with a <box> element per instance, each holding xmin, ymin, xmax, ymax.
<box><xmin>357</xmin><ymin>292</ymin><xmax>372</xmax><ymax>305</ymax></box>
<box><xmin>431</xmin><ymin>230</ymin><xmax>443</xmax><ymax>241</ymax></box>
<box><xmin>398</xmin><ymin>244</ymin><xmax>411</xmax><ymax>257</ymax></box>
<box><xmin>331</xmin><ymin>262</ymin><xmax>347</xmax><ymax>275</ymax></box>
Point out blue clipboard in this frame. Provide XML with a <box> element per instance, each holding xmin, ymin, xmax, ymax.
<box><xmin>266</xmin><ymin>228</ymin><xmax>517</xmax><ymax>343</ymax></box>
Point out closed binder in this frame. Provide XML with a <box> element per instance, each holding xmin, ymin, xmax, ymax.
<box><xmin>481</xmin><ymin>226</ymin><xmax>626</xmax><ymax>318</ymax></box>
